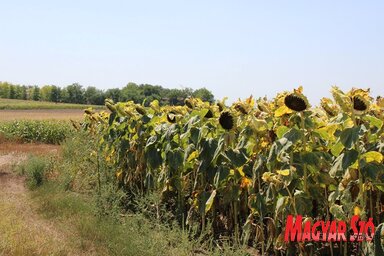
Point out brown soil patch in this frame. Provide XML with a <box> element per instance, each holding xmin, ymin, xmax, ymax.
<box><xmin>0</xmin><ymin>141</ymin><xmax>60</xmax><ymax>155</ymax></box>
<box><xmin>0</xmin><ymin>109</ymin><xmax>85</xmax><ymax>121</ymax></box>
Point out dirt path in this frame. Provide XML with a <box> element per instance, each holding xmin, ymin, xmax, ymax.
<box><xmin>0</xmin><ymin>153</ymin><xmax>63</xmax><ymax>255</ymax></box>
<box><xmin>0</xmin><ymin>151</ymin><xmax>92</xmax><ymax>255</ymax></box>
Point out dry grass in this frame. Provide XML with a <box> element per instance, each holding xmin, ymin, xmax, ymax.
<box><xmin>0</xmin><ymin>109</ymin><xmax>85</xmax><ymax>121</ymax></box>
<box><xmin>0</xmin><ymin>142</ymin><xmax>60</xmax><ymax>156</ymax></box>
<box><xmin>0</xmin><ymin>153</ymin><xmax>99</xmax><ymax>256</ymax></box>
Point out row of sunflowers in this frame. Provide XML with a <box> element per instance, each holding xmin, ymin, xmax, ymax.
<box><xmin>81</xmin><ymin>86</ymin><xmax>384</xmax><ymax>255</ymax></box>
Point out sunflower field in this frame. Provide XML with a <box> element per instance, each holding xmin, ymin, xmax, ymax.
<box><xmin>81</xmin><ymin>86</ymin><xmax>384</xmax><ymax>255</ymax></box>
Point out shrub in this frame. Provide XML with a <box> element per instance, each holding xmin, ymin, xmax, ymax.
<box><xmin>18</xmin><ymin>156</ymin><xmax>50</xmax><ymax>189</ymax></box>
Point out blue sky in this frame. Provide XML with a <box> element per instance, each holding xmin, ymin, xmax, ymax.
<box><xmin>1</xmin><ymin>0</ymin><xmax>383</xmax><ymax>104</ymax></box>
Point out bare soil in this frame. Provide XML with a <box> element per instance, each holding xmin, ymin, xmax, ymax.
<box><xmin>0</xmin><ymin>109</ymin><xmax>85</xmax><ymax>121</ymax></box>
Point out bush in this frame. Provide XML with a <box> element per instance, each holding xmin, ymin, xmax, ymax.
<box><xmin>18</xmin><ymin>156</ymin><xmax>51</xmax><ymax>189</ymax></box>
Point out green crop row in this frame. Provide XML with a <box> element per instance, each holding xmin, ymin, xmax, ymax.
<box><xmin>0</xmin><ymin>120</ymin><xmax>74</xmax><ymax>144</ymax></box>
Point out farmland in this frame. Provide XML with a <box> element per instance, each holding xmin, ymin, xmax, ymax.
<box><xmin>0</xmin><ymin>109</ymin><xmax>85</xmax><ymax>121</ymax></box>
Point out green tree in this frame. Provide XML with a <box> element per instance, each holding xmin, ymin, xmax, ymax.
<box><xmin>105</xmin><ymin>88</ymin><xmax>121</xmax><ymax>103</ymax></box>
<box><xmin>85</xmin><ymin>86</ymin><xmax>105</xmax><ymax>105</ymax></box>
<box><xmin>0</xmin><ymin>82</ymin><xmax>10</xmax><ymax>98</ymax></box>
<box><xmin>120</xmin><ymin>82</ymin><xmax>142</xmax><ymax>102</ymax></box>
<box><xmin>9</xmin><ymin>85</ymin><xmax>16</xmax><ymax>99</ymax></box>
<box><xmin>50</xmin><ymin>86</ymin><xmax>61</xmax><ymax>103</ymax></box>
<box><xmin>65</xmin><ymin>83</ymin><xmax>84</xmax><ymax>104</ymax></box>
<box><xmin>192</xmin><ymin>87</ymin><xmax>214</xmax><ymax>102</ymax></box>
<box><xmin>40</xmin><ymin>85</ymin><xmax>53</xmax><ymax>101</ymax></box>
<box><xmin>21</xmin><ymin>85</ymin><xmax>28</xmax><ymax>100</ymax></box>
<box><xmin>32</xmin><ymin>86</ymin><xmax>40</xmax><ymax>101</ymax></box>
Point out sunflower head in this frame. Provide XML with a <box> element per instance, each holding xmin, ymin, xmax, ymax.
<box><xmin>320</xmin><ymin>98</ymin><xmax>339</xmax><ymax>117</ymax></box>
<box><xmin>167</xmin><ymin>111</ymin><xmax>177</xmax><ymax>123</ymax></box>
<box><xmin>204</xmin><ymin>109</ymin><xmax>213</xmax><ymax>118</ymax></box>
<box><xmin>376</xmin><ymin>96</ymin><xmax>384</xmax><ymax>108</ymax></box>
<box><xmin>257</xmin><ymin>98</ymin><xmax>271</xmax><ymax>113</ymax></box>
<box><xmin>219</xmin><ymin>111</ymin><xmax>234</xmax><ymax>130</ymax></box>
<box><xmin>284</xmin><ymin>87</ymin><xmax>309</xmax><ymax>112</ymax></box>
<box><xmin>216</xmin><ymin>97</ymin><xmax>228</xmax><ymax>112</ymax></box>
<box><xmin>84</xmin><ymin>108</ymin><xmax>94</xmax><ymax>115</ymax></box>
<box><xmin>331</xmin><ymin>86</ymin><xmax>353</xmax><ymax>112</ymax></box>
<box><xmin>352</xmin><ymin>96</ymin><xmax>367</xmax><ymax>111</ymax></box>
<box><xmin>105</xmin><ymin>102</ymin><xmax>116</xmax><ymax>112</ymax></box>
<box><xmin>348</xmin><ymin>88</ymin><xmax>372</xmax><ymax>113</ymax></box>
<box><xmin>135</xmin><ymin>105</ymin><xmax>147</xmax><ymax>115</ymax></box>
<box><xmin>234</xmin><ymin>102</ymin><xmax>248</xmax><ymax>114</ymax></box>
<box><xmin>217</xmin><ymin>102</ymin><xmax>224</xmax><ymax>112</ymax></box>
<box><xmin>184</xmin><ymin>98</ymin><xmax>194</xmax><ymax>109</ymax></box>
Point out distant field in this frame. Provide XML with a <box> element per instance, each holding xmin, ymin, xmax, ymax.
<box><xmin>0</xmin><ymin>109</ymin><xmax>86</xmax><ymax>121</ymax></box>
<box><xmin>0</xmin><ymin>98</ymin><xmax>104</xmax><ymax>110</ymax></box>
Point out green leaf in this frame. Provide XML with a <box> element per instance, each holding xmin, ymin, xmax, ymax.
<box><xmin>294</xmin><ymin>191</ymin><xmax>312</xmax><ymax>215</ymax></box>
<box><xmin>276</xmin><ymin>126</ymin><xmax>290</xmax><ymax>139</ymax></box>
<box><xmin>330</xmin><ymin>154</ymin><xmax>343</xmax><ymax>178</ymax></box>
<box><xmin>342</xmin><ymin>150</ymin><xmax>359</xmax><ymax>170</ymax></box>
<box><xmin>361</xmin><ymin>162</ymin><xmax>384</xmax><ymax>181</ymax></box>
<box><xmin>363</xmin><ymin>115</ymin><xmax>383</xmax><ymax>130</ymax></box>
<box><xmin>145</xmin><ymin>146</ymin><xmax>162</xmax><ymax>169</ymax></box>
<box><xmin>361</xmin><ymin>151</ymin><xmax>383</xmax><ymax>163</ymax></box>
<box><xmin>283</xmin><ymin>128</ymin><xmax>303</xmax><ymax>144</ymax></box>
<box><xmin>301</xmin><ymin>152</ymin><xmax>320</xmax><ymax>167</ymax></box>
<box><xmin>331</xmin><ymin>142</ymin><xmax>344</xmax><ymax>157</ymax></box>
<box><xmin>316</xmin><ymin>172</ymin><xmax>337</xmax><ymax>186</ymax></box>
<box><xmin>340</xmin><ymin>126</ymin><xmax>360</xmax><ymax>149</ymax></box>
<box><xmin>225</xmin><ymin>148</ymin><xmax>248</xmax><ymax>167</ymax></box>
<box><xmin>275</xmin><ymin>196</ymin><xmax>288</xmax><ymax>218</ymax></box>
<box><xmin>214</xmin><ymin>166</ymin><xmax>230</xmax><ymax>188</ymax></box>
<box><xmin>205</xmin><ymin>190</ymin><xmax>217</xmax><ymax>213</ymax></box>
<box><xmin>166</xmin><ymin>148</ymin><xmax>183</xmax><ymax>171</ymax></box>
<box><xmin>330</xmin><ymin>204</ymin><xmax>345</xmax><ymax>220</ymax></box>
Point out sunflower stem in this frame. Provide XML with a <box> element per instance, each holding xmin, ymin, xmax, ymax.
<box><xmin>300</xmin><ymin>112</ymin><xmax>308</xmax><ymax>194</ymax></box>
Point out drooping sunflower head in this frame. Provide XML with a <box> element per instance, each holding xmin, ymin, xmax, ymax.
<box><xmin>348</xmin><ymin>88</ymin><xmax>372</xmax><ymax>113</ymax></box>
<box><xmin>217</xmin><ymin>102</ymin><xmax>224</xmax><ymax>112</ymax></box>
<box><xmin>284</xmin><ymin>87</ymin><xmax>309</xmax><ymax>112</ymax></box>
<box><xmin>204</xmin><ymin>109</ymin><xmax>213</xmax><ymax>118</ymax></box>
<box><xmin>377</xmin><ymin>96</ymin><xmax>384</xmax><ymax>108</ymax></box>
<box><xmin>84</xmin><ymin>108</ymin><xmax>94</xmax><ymax>115</ymax></box>
<box><xmin>184</xmin><ymin>98</ymin><xmax>194</xmax><ymax>109</ymax></box>
<box><xmin>135</xmin><ymin>105</ymin><xmax>147</xmax><ymax>115</ymax></box>
<box><xmin>167</xmin><ymin>111</ymin><xmax>177</xmax><ymax>123</ymax></box>
<box><xmin>320</xmin><ymin>97</ymin><xmax>339</xmax><ymax>117</ymax></box>
<box><xmin>219</xmin><ymin>111</ymin><xmax>234</xmax><ymax>130</ymax></box>
<box><xmin>234</xmin><ymin>102</ymin><xmax>248</xmax><ymax>115</ymax></box>
<box><xmin>331</xmin><ymin>86</ymin><xmax>353</xmax><ymax>112</ymax></box>
<box><xmin>256</xmin><ymin>97</ymin><xmax>271</xmax><ymax>113</ymax></box>
<box><xmin>216</xmin><ymin>97</ymin><xmax>228</xmax><ymax>112</ymax></box>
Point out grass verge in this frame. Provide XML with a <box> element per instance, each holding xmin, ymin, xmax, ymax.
<box><xmin>0</xmin><ymin>98</ymin><xmax>104</xmax><ymax>110</ymax></box>
<box><xmin>30</xmin><ymin>181</ymin><xmax>196</xmax><ymax>256</ymax></box>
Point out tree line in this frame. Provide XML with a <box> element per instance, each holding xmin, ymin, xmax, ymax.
<box><xmin>0</xmin><ymin>82</ymin><xmax>215</xmax><ymax>106</ymax></box>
